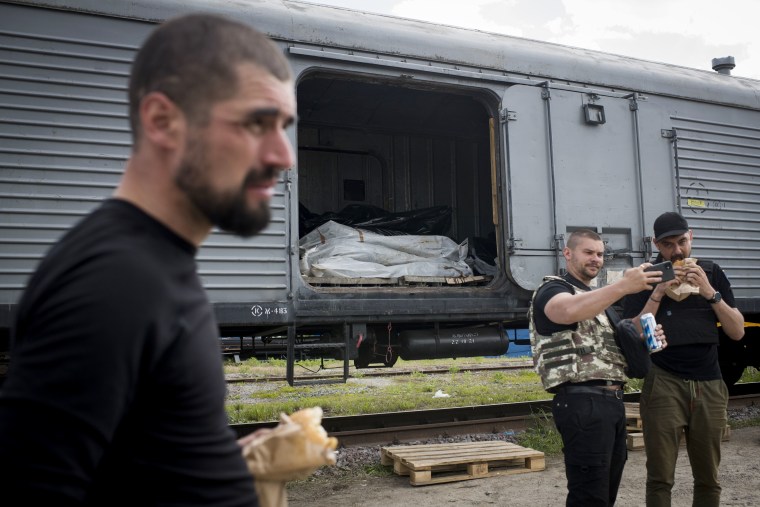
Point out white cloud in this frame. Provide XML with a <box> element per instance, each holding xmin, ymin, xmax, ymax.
<box><xmin>297</xmin><ymin>0</ymin><xmax>760</xmax><ymax>79</ymax></box>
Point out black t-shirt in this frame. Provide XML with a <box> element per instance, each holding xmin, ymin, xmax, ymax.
<box><xmin>532</xmin><ymin>274</ymin><xmax>590</xmax><ymax>335</ymax></box>
<box><xmin>622</xmin><ymin>258</ymin><xmax>736</xmax><ymax>381</ymax></box>
<box><xmin>0</xmin><ymin>199</ymin><xmax>258</xmax><ymax>506</ymax></box>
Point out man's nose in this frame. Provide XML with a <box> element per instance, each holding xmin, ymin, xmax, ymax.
<box><xmin>262</xmin><ymin>129</ymin><xmax>294</xmax><ymax>172</ymax></box>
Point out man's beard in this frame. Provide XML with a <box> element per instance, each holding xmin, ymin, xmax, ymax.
<box><xmin>176</xmin><ymin>143</ymin><xmax>275</xmax><ymax>238</ymax></box>
<box><xmin>579</xmin><ymin>264</ymin><xmax>600</xmax><ymax>281</ymax></box>
<box><xmin>568</xmin><ymin>257</ymin><xmax>600</xmax><ymax>282</ymax></box>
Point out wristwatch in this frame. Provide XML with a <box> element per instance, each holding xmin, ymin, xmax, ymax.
<box><xmin>708</xmin><ymin>291</ymin><xmax>722</xmax><ymax>304</ymax></box>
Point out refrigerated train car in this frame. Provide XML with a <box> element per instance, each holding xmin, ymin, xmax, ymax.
<box><xmin>1</xmin><ymin>0</ymin><xmax>758</xmax><ymax>385</ymax></box>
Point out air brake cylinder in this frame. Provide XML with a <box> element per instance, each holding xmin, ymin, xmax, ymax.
<box><xmin>398</xmin><ymin>326</ymin><xmax>508</xmax><ymax>360</ymax></box>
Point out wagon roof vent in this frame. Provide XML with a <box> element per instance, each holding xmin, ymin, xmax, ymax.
<box><xmin>711</xmin><ymin>56</ymin><xmax>736</xmax><ymax>75</ymax></box>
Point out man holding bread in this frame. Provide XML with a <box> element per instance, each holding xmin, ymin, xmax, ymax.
<box><xmin>623</xmin><ymin>211</ymin><xmax>745</xmax><ymax>507</ymax></box>
<box><xmin>0</xmin><ymin>13</ymin><xmax>295</xmax><ymax>506</ymax></box>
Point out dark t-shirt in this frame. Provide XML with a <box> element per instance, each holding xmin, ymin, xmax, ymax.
<box><xmin>622</xmin><ymin>258</ymin><xmax>736</xmax><ymax>381</ymax></box>
<box><xmin>532</xmin><ymin>274</ymin><xmax>589</xmax><ymax>335</ymax></box>
<box><xmin>0</xmin><ymin>199</ymin><xmax>257</xmax><ymax>506</ymax></box>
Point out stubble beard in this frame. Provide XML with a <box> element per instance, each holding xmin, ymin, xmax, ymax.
<box><xmin>579</xmin><ymin>266</ymin><xmax>599</xmax><ymax>284</ymax></box>
<box><xmin>176</xmin><ymin>140</ymin><xmax>274</xmax><ymax>238</ymax></box>
<box><xmin>570</xmin><ymin>258</ymin><xmax>600</xmax><ymax>284</ymax></box>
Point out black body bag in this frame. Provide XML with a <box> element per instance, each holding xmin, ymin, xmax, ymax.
<box><xmin>606</xmin><ymin>308</ymin><xmax>651</xmax><ymax>379</ymax></box>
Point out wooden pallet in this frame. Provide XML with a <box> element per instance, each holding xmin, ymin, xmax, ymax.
<box><xmin>400</xmin><ymin>275</ymin><xmax>491</xmax><ymax>286</ymax></box>
<box><xmin>303</xmin><ymin>276</ymin><xmax>398</xmax><ymax>286</ymax></box>
<box><xmin>380</xmin><ymin>441</ymin><xmax>545</xmax><ymax>486</ymax></box>
<box><xmin>625</xmin><ymin>402</ymin><xmax>642</xmax><ymax>431</ymax></box>
<box><xmin>625</xmin><ymin>403</ymin><xmax>731</xmax><ymax>451</ymax></box>
<box><xmin>303</xmin><ymin>275</ymin><xmax>491</xmax><ymax>287</ymax></box>
<box><xmin>627</xmin><ymin>426</ymin><xmax>731</xmax><ymax>451</ymax></box>
<box><xmin>627</xmin><ymin>431</ymin><xmax>645</xmax><ymax>450</ymax></box>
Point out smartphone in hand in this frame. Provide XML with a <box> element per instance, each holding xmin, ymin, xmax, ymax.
<box><xmin>644</xmin><ymin>260</ymin><xmax>675</xmax><ymax>284</ymax></box>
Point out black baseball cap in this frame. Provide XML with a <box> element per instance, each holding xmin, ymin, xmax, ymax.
<box><xmin>654</xmin><ymin>212</ymin><xmax>689</xmax><ymax>242</ymax></box>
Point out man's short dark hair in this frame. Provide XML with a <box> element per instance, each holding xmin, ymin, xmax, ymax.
<box><xmin>128</xmin><ymin>13</ymin><xmax>292</xmax><ymax>143</ymax></box>
<box><xmin>566</xmin><ymin>229</ymin><xmax>602</xmax><ymax>249</ymax></box>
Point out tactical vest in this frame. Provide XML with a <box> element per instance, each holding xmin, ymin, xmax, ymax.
<box><xmin>528</xmin><ymin>276</ymin><xmax>628</xmax><ymax>391</ymax></box>
<box><xmin>654</xmin><ymin>259</ymin><xmax>720</xmax><ymax>346</ymax></box>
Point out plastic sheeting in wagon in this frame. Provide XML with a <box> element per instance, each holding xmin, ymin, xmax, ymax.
<box><xmin>299</xmin><ymin>221</ymin><xmax>472</xmax><ymax>279</ymax></box>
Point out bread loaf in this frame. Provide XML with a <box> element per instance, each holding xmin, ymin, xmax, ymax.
<box><xmin>288</xmin><ymin>407</ymin><xmax>338</xmax><ymax>450</ymax></box>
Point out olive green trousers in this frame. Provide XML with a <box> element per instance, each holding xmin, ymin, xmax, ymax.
<box><xmin>640</xmin><ymin>365</ymin><xmax>728</xmax><ymax>507</ymax></box>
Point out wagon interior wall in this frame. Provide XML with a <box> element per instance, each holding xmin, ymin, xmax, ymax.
<box><xmin>296</xmin><ymin>74</ymin><xmax>495</xmax><ymax>251</ymax></box>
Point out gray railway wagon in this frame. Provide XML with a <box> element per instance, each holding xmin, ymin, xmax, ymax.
<box><xmin>1</xmin><ymin>0</ymin><xmax>759</xmax><ymax>385</ymax></box>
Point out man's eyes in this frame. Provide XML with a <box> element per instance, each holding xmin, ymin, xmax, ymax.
<box><xmin>242</xmin><ymin>118</ymin><xmax>268</xmax><ymax>134</ymax></box>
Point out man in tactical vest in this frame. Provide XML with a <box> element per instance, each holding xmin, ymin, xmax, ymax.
<box><xmin>623</xmin><ymin>212</ymin><xmax>745</xmax><ymax>507</ymax></box>
<box><xmin>529</xmin><ymin>229</ymin><xmax>666</xmax><ymax>507</ymax></box>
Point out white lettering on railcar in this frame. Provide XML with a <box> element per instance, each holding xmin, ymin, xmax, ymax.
<box><xmin>250</xmin><ymin>305</ymin><xmax>288</xmax><ymax>318</ymax></box>
<box><xmin>450</xmin><ymin>332</ymin><xmax>477</xmax><ymax>345</ymax></box>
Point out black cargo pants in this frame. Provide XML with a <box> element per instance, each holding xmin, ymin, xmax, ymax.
<box><xmin>551</xmin><ymin>387</ymin><xmax>628</xmax><ymax>507</ymax></box>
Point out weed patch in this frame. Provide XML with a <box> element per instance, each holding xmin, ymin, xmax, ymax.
<box><xmin>516</xmin><ymin>409</ymin><xmax>563</xmax><ymax>456</ymax></box>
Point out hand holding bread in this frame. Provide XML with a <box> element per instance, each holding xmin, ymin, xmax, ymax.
<box><xmin>241</xmin><ymin>406</ymin><xmax>338</xmax><ymax>507</ymax></box>
<box><xmin>666</xmin><ymin>258</ymin><xmax>701</xmax><ymax>301</ymax></box>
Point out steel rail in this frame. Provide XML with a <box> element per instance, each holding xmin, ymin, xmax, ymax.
<box><xmin>230</xmin><ymin>382</ymin><xmax>760</xmax><ymax>446</ymax></box>
<box><xmin>226</xmin><ymin>361</ymin><xmax>534</xmax><ymax>384</ymax></box>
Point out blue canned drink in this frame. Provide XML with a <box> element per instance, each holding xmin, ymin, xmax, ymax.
<box><xmin>640</xmin><ymin>312</ymin><xmax>662</xmax><ymax>353</ymax></box>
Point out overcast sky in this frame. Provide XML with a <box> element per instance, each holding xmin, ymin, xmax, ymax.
<box><xmin>296</xmin><ymin>0</ymin><xmax>760</xmax><ymax>80</ymax></box>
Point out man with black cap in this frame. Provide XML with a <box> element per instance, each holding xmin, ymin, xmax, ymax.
<box><xmin>623</xmin><ymin>211</ymin><xmax>744</xmax><ymax>507</ymax></box>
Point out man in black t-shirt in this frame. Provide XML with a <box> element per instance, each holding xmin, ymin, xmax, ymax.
<box><xmin>0</xmin><ymin>14</ymin><xmax>295</xmax><ymax>506</ymax></box>
<box><xmin>623</xmin><ymin>212</ymin><xmax>744</xmax><ymax>507</ymax></box>
<box><xmin>529</xmin><ymin>229</ymin><xmax>664</xmax><ymax>507</ymax></box>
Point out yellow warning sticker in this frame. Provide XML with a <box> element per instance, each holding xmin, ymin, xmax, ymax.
<box><xmin>687</xmin><ymin>198</ymin><xmax>706</xmax><ymax>207</ymax></box>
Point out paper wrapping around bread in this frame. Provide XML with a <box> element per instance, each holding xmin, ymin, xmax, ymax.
<box><xmin>253</xmin><ymin>481</ymin><xmax>288</xmax><ymax>507</ymax></box>
<box><xmin>242</xmin><ymin>407</ymin><xmax>338</xmax><ymax>482</ymax></box>
<box><xmin>666</xmin><ymin>258</ymin><xmax>701</xmax><ymax>301</ymax></box>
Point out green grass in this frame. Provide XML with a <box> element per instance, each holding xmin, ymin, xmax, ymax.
<box><xmin>730</xmin><ymin>416</ymin><xmax>760</xmax><ymax>429</ymax></box>
<box><xmin>731</xmin><ymin>367</ymin><xmax>760</xmax><ymax>428</ymax></box>
<box><xmin>223</xmin><ymin>355</ymin><xmax>530</xmax><ymax>376</ymax></box>
<box><xmin>225</xmin><ymin>358</ymin><xmax>760</xmax><ymax>434</ymax></box>
<box><xmin>516</xmin><ymin>409</ymin><xmax>563</xmax><ymax>456</ymax></box>
<box><xmin>363</xmin><ymin>463</ymin><xmax>395</xmax><ymax>477</ymax></box>
<box><xmin>739</xmin><ymin>366</ymin><xmax>760</xmax><ymax>383</ymax></box>
<box><xmin>226</xmin><ymin>358</ymin><xmax>760</xmax><ymax>481</ymax></box>
<box><xmin>226</xmin><ymin>363</ymin><xmax>549</xmax><ymax>424</ymax></box>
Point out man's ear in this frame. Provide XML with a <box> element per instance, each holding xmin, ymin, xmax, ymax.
<box><xmin>138</xmin><ymin>92</ymin><xmax>184</xmax><ymax>150</ymax></box>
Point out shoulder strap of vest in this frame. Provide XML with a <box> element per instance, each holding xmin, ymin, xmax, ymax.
<box><xmin>541</xmin><ymin>275</ymin><xmax>576</xmax><ymax>292</ymax></box>
<box><xmin>604</xmin><ymin>306</ymin><xmax>621</xmax><ymax>327</ymax></box>
<box><xmin>532</xmin><ymin>276</ymin><xmax>576</xmax><ymax>303</ymax></box>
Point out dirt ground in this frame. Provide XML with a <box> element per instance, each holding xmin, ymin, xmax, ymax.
<box><xmin>286</xmin><ymin>426</ymin><xmax>760</xmax><ymax>507</ymax></box>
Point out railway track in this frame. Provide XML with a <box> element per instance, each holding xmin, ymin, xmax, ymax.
<box><xmin>226</xmin><ymin>360</ymin><xmax>534</xmax><ymax>384</ymax></box>
<box><xmin>230</xmin><ymin>382</ymin><xmax>760</xmax><ymax>446</ymax></box>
